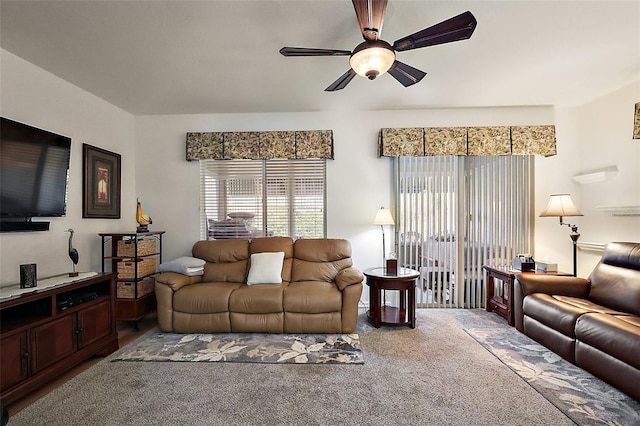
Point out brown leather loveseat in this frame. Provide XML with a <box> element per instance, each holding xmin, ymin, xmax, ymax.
<box><xmin>155</xmin><ymin>237</ymin><xmax>363</xmax><ymax>334</ymax></box>
<box><xmin>514</xmin><ymin>242</ymin><xmax>640</xmax><ymax>400</ymax></box>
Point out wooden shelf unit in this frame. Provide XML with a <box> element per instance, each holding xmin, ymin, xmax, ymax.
<box><xmin>0</xmin><ymin>273</ymin><xmax>118</xmax><ymax>405</ymax></box>
<box><xmin>99</xmin><ymin>231</ymin><xmax>164</xmax><ymax>329</ymax></box>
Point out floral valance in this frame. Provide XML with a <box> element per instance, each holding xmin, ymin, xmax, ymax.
<box><xmin>634</xmin><ymin>102</ymin><xmax>640</xmax><ymax>140</ymax></box>
<box><xmin>186</xmin><ymin>130</ymin><xmax>333</xmax><ymax>161</ymax></box>
<box><xmin>379</xmin><ymin>125</ymin><xmax>556</xmax><ymax>157</ymax></box>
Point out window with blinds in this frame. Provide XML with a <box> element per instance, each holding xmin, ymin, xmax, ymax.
<box><xmin>393</xmin><ymin>155</ymin><xmax>533</xmax><ymax>308</ymax></box>
<box><xmin>199</xmin><ymin>159</ymin><xmax>326</xmax><ymax>240</ymax></box>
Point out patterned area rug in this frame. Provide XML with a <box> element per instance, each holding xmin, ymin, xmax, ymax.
<box><xmin>112</xmin><ymin>329</ymin><xmax>364</xmax><ymax>364</ymax></box>
<box><xmin>466</xmin><ymin>327</ymin><xmax>640</xmax><ymax>426</ymax></box>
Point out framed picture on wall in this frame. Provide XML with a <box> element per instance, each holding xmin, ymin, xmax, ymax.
<box><xmin>82</xmin><ymin>143</ymin><xmax>121</xmax><ymax>218</ymax></box>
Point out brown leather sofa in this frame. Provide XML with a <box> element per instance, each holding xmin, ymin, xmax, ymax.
<box><xmin>155</xmin><ymin>237</ymin><xmax>363</xmax><ymax>334</ymax></box>
<box><xmin>514</xmin><ymin>242</ymin><xmax>640</xmax><ymax>400</ymax></box>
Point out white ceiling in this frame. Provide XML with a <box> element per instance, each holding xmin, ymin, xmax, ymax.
<box><xmin>1</xmin><ymin>1</ymin><xmax>639</xmax><ymax>115</ymax></box>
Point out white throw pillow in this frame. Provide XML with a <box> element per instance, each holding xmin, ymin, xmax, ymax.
<box><xmin>246</xmin><ymin>252</ymin><xmax>285</xmax><ymax>285</ymax></box>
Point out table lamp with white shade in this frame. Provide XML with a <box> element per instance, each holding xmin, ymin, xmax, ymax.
<box><xmin>539</xmin><ymin>194</ymin><xmax>583</xmax><ymax>276</ymax></box>
<box><xmin>374</xmin><ymin>207</ymin><xmax>396</xmax><ymax>272</ymax></box>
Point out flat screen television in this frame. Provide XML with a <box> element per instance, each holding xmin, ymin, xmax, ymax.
<box><xmin>1</xmin><ymin>117</ymin><xmax>72</xmax><ymax>232</ymax></box>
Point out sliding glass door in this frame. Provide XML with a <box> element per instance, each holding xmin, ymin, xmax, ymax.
<box><xmin>393</xmin><ymin>155</ymin><xmax>533</xmax><ymax>308</ymax></box>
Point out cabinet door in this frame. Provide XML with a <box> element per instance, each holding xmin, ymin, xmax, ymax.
<box><xmin>0</xmin><ymin>331</ymin><xmax>29</xmax><ymax>391</ymax></box>
<box><xmin>31</xmin><ymin>314</ymin><xmax>77</xmax><ymax>374</ymax></box>
<box><xmin>77</xmin><ymin>299</ymin><xmax>113</xmax><ymax>349</ymax></box>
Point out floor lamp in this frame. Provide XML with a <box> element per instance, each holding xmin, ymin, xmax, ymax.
<box><xmin>373</xmin><ymin>207</ymin><xmax>394</xmax><ymax>263</ymax></box>
<box><xmin>539</xmin><ymin>194</ymin><xmax>583</xmax><ymax>276</ymax></box>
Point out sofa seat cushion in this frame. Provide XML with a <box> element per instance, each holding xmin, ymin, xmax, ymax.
<box><xmin>284</xmin><ymin>281</ymin><xmax>342</xmax><ymax>313</ymax></box>
<box><xmin>523</xmin><ymin>294</ymin><xmax>621</xmax><ymax>337</ymax></box>
<box><xmin>552</xmin><ymin>295</ymin><xmax>623</xmax><ymax>313</ymax></box>
<box><xmin>575</xmin><ymin>313</ymin><xmax>640</xmax><ymax>369</ymax></box>
<box><xmin>614</xmin><ymin>314</ymin><xmax>640</xmax><ymax>327</ymax></box>
<box><xmin>173</xmin><ymin>282</ymin><xmax>241</xmax><ymax>313</ymax></box>
<box><xmin>229</xmin><ymin>283</ymin><xmax>287</xmax><ymax>313</ymax></box>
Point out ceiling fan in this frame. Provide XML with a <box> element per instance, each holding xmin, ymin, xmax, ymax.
<box><xmin>280</xmin><ymin>0</ymin><xmax>477</xmax><ymax>91</ymax></box>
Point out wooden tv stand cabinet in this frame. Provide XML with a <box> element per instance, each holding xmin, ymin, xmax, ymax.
<box><xmin>0</xmin><ymin>273</ymin><xmax>118</xmax><ymax>405</ymax></box>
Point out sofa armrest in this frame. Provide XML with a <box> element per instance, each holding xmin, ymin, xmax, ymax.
<box><xmin>335</xmin><ymin>267</ymin><xmax>364</xmax><ymax>291</ymax></box>
<box><xmin>513</xmin><ymin>274</ymin><xmax>590</xmax><ymax>331</ymax></box>
<box><xmin>155</xmin><ymin>272</ymin><xmax>203</xmax><ymax>292</ymax></box>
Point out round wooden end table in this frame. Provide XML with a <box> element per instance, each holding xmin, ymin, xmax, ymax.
<box><xmin>364</xmin><ymin>267</ymin><xmax>420</xmax><ymax>329</ymax></box>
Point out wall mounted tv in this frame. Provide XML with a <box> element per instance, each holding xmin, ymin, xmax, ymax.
<box><xmin>1</xmin><ymin>117</ymin><xmax>72</xmax><ymax>232</ymax></box>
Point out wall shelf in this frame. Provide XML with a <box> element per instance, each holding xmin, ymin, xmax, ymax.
<box><xmin>595</xmin><ymin>205</ymin><xmax>640</xmax><ymax>216</ymax></box>
<box><xmin>572</xmin><ymin>169</ymin><xmax>617</xmax><ymax>184</ymax></box>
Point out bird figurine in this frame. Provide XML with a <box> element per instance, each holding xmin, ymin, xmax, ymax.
<box><xmin>136</xmin><ymin>198</ymin><xmax>152</xmax><ymax>232</ymax></box>
<box><xmin>65</xmin><ymin>228</ymin><xmax>79</xmax><ymax>277</ymax></box>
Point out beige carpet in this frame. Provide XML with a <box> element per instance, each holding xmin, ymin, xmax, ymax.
<box><xmin>9</xmin><ymin>309</ymin><xmax>575</xmax><ymax>426</ymax></box>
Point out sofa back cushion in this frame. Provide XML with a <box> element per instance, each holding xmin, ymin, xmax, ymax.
<box><xmin>589</xmin><ymin>242</ymin><xmax>640</xmax><ymax>316</ymax></box>
<box><xmin>249</xmin><ymin>237</ymin><xmax>294</xmax><ymax>283</ymax></box>
<box><xmin>292</xmin><ymin>239</ymin><xmax>353</xmax><ymax>283</ymax></box>
<box><xmin>192</xmin><ymin>239</ymin><xmax>249</xmax><ymax>283</ymax></box>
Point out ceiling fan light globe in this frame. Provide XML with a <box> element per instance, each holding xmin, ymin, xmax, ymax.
<box><xmin>349</xmin><ymin>41</ymin><xmax>395</xmax><ymax>79</ymax></box>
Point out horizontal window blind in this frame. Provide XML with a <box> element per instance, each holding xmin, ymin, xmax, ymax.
<box><xmin>265</xmin><ymin>160</ymin><xmax>326</xmax><ymax>239</ymax></box>
<box><xmin>200</xmin><ymin>159</ymin><xmax>326</xmax><ymax>240</ymax></box>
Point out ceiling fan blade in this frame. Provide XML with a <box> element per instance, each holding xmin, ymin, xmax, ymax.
<box><xmin>388</xmin><ymin>61</ymin><xmax>426</xmax><ymax>87</ymax></box>
<box><xmin>393</xmin><ymin>11</ymin><xmax>477</xmax><ymax>52</ymax></box>
<box><xmin>279</xmin><ymin>47</ymin><xmax>351</xmax><ymax>57</ymax></box>
<box><xmin>325</xmin><ymin>69</ymin><xmax>357</xmax><ymax>91</ymax></box>
<box><xmin>352</xmin><ymin>0</ymin><xmax>388</xmax><ymax>40</ymax></box>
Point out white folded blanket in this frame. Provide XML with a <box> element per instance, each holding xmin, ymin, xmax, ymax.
<box><xmin>159</xmin><ymin>256</ymin><xmax>206</xmax><ymax>276</ymax></box>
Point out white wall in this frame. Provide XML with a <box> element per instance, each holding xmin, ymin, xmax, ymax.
<box><xmin>536</xmin><ymin>81</ymin><xmax>640</xmax><ymax>276</ymax></box>
<box><xmin>0</xmin><ymin>50</ymin><xmax>136</xmax><ymax>285</ymax></box>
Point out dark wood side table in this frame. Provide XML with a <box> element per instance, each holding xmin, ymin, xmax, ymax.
<box><xmin>364</xmin><ymin>267</ymin><xmax>420</xmax><ymax>329</ymax></box>
<box><xmin>483</xmin><ymin>265</ymin><xmax>572</xmax><ymax>326</ymax></box>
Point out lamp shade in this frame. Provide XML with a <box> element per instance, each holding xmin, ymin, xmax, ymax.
<box><xmin>374</xmin><ymin>207</ymin><xmax>395</xmax><ymax>225</ymax></box>
<box><xmin>350</xmin><ymin>41</ymin><xmax>395</xmax><ymax>80</ymax></box>
<box><xmin>539</xmin><ymin>194</ymin><xmax>583</xmax><ymax>217</ymax></box>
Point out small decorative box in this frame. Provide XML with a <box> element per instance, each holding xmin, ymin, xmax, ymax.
<box><xmin>536</xmin><ymin>261</ymin><xmax>558</xmax><ymax>272</ymax></box>
<box><xmin>385</xmin><ymin>258</ymin><xmax>398</xmax><ymax>275</ymax></box>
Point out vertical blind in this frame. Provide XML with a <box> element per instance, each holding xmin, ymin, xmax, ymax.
<box><xmin>393</xmin><ymin>155</ymin><xmax>533</xmax><ymax>308</ymax></box>
<box><xmin>199</xmin><ymin>159</ymin><xmax>326</xmax><ymax>240</ymax></box>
